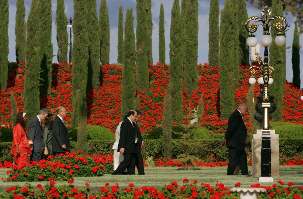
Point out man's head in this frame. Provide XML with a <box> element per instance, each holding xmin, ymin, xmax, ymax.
<box><xmin>38</xmin><ymin>108</ymin><xmax>48</xmax><ymax>121</ymax></box>
<box><xmin>238</xmin><ymin>103</ymin><xmax>248</xmax><ymax>114</ymax></box>
<box><xmin>126</xmin><ymin>110</ymin><xmax>139</xmax><ymax>122</ymax></box>
<box><xmin>134</xmin><ymin>110</ymin><xmax>142</xmax><ymax>122</ymax></box>
<box><xmin>57</xmin><ymin>106</ymin><xmax>67</xmax><ymax>118</ymax></box>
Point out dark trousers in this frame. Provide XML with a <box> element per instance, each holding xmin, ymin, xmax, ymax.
<box><xmin>113</xmin><ymin>151</ymin><xmax>145</xmax><ymax>175</ymax></box>
<box><xmin>128</xmin><ymin>151</ymin><xmax>145</xmax><ymax>175</ymax></box>
<box><xmin>227</xmin><ymin>148</ymin><xmax>248</xmax><ymax>175</ymax></box>
<box><xmin>113</xmin><ymin>152</ymin><xmax>133</xmax><ymax>175</ymax></box>
<box><xmin>31</xmin><ymin>151</ymin><xmax>43</xmax><ymax>162</ymax></box>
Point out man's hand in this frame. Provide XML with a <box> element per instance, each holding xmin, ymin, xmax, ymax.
<box><xmin>62</xmin><ymin>144</ymin><xmax>66</xmax><ymax>149</ymax></box>
<box><xmin>141</xmin><ymin>141</ymin><xmax>144</xmax><ymax>148</ymax></box>
<box><xmin>119</xmin><ymin>148</ymin><xmax>125</xmax><ymax>154</ymax></box>
<box><xmin>28</xmin><ymin>140</ymin><xmax>33</xmax><ymax>145</ymax></box>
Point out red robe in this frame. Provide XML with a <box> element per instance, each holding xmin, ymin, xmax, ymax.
<box><xmin>11</xmin><ymin>124</ymin><xmax>31</xmax><ymax>169</ymax></box>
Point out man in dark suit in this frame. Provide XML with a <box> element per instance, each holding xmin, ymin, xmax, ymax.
<box><xmin>128</xmin><ymin>110</ymin><xmax>144</xmax><ymax>175</ymax></box>
<box><xmin>112</xmin><ymin>110</ymin><xmax>145</xmax><ymax>175</ymax></box>
<box><xmin>28</xmin><ymin>109</ymin><xmax>49</xmax><ymax>161</ymax></box>
<box><xmin>52</xmin><ymin>106</ymin><xmax>70</xmax><ymax>155</ymax></box>
<box><xmin>225</xmin><ymin>103</ymin><xmax>249</xmax><ymax>175</ymax></box>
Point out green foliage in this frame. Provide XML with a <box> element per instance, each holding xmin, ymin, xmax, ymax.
<box><xmin>271</xmin><ymin>122</ymin><xmax>303</xmax><ymax>139</ymax></box>
<box><xmin>117</xmin><ymin>6</ymin><xmax>124</xmax><ymax>64</ymax></box>
<box><xmin>86</xmin><ymin>140</ymin><xmax>113</xmax><ymax>154</ymax></box>
<box><xmin>24</xmin><ymin>0</ymin><xmax>42</xmax><ymax>117</ymax></box>
<box><xmin>144</xmin><ymin>126</ymin><xmax>190</xmax><ymax>140</ymax></box>
<box><xmin>169</xmin><ymin>0</ymin><xmax>183</xmax><ymax>123</ymax></box>
<box><xmin>72</xmin><ymin>1</ymin><xmax>89</xmax><ymax>128</ymax></box>
<box><xmin>219</xmin><ymin>0</ymin><xmax>240</xmax><ymax>119</ymax></box>
<box><xmin>136</xmin><ymin>0</ymin><xmax>150</xmax><ymax>91</ymax></box>
<box><xmin>145</xmin><ymin>0</ymin><xmax>153</xmax><ymax>64</ymax></box>
<box><xmin>99</xmin><ymin>0</ymin><xmax>110</xmax><ymax>65</ymax></box>
<box><xmin>162</xmin><ymin>94</ymin><xmax>173</xmax><ymax>157</ymax></box>
<box><xmin>56</xmin><ymin>0</ymin><xmax>68</xmax><ymax>62</ymax></box>
<box><xmin>0</xmin><ymin>142</ymin><xmax>13</xmax><ymax>162</ymax></box>
<box><xmin>182</xmin><ymin>0</ymin><xmax>199</xmax><ymax>94</ymax></box>
<box><xmin>0</xmin><ymin>0</ymin><xmax>8</xmax><ymax>89</ymax></box>
<box><xmin>159</xmin><ymin>4</ymin><xmax>165</xmax><ymax>64</ymax></box>
<box><xmin>122</xmin><ymin>9</ymin><xmax>136</xmax><ymax>114</ymax></box>
<box><xmin>208</xmin><ymin>0</ymin><xmax>219</xmax><ymax>67</ymax></box>
<box><xmin>238</xmin><ymin>0</ymin><xmax>249</xmax><ymax>65</ymax></box>
<box><xmin>16</xmin><ymin>0</ymin><xmax>26</xmax><ymax>62</ymax></box>
<box><xmin>0</xmin><ymin>128</ymin><xmax>13</xmax><ymax>142</ymax></box>
<box><xmin>292</xmin><ymin>22</ymin><xmax>300</xmax><ymax>88</ymax></box>
<box><xmin>39</xmin><ymin>0</ymin><xmax>52</xmax><ymax>97</ymax></box>
<box><xmin>191</xmin><ymin>127</ymin><xmax>223</xmax><ymax>140</ymax></box>
<box><xmin>87</xmin><ymin>0</ymin><xmax>101</xmax><ymax>88</ymax></box>
<box><xmin>10</xmin><ymin>94</ymin><xmax>17</xmax><ymax>124</ymax></box>
<box><xmin>86</xmin><ymin>125</ymin><xmax>114</xmax><ymax>141</ymax></box>
<box><xmin>270</xmin><ymin>0</ymin><xmax>286</xmax><ymax>120</ymax></box>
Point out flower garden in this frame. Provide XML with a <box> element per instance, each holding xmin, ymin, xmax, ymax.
<box><xmin>0</xmin><ymin>63</ymin><xmax>303</xmax><ymax>198</ymax></box>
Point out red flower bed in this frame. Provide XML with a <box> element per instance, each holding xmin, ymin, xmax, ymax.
<box><xmin>87</xmin><ymin>64</ymin><xmax>122</xmax><ymax>131</ymax></box>
<box><xmin>2</xmin><ymin>178</ymin><xmax>303</xmax><ymax>198</ymax></box>
<box><xmin>6</xmin><ymin>152</ymin><xmax>113</xmax><ymax>181</ymax></box>
<box><xmin>155</xmin><ymin>159</ymin><xmax>228</xmax><ymax>167</ymax></box>
<box><xmin>283</xmin><ymin>82</ymin><xmax>303</xmax><ymax>123</ymax></box>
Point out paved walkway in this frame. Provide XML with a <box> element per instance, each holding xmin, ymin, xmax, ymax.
<box><xmin>0</xmin><ymin>166</ymin><xmax>301</xmax><ymax>190</ymax></box>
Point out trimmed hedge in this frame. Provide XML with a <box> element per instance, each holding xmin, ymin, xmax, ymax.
<box><xmin>1</xmin><ymin>139</ymin><xmax>302</xmax><ymax>163</ymax></box>
<box><xmin>271</xmin><ymin>121</ymin><xmax>303</xmax><ymax>139</ymax></box>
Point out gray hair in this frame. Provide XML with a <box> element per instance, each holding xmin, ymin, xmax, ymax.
<box><xmin>38</xmin><ymin>108</ymin><xmax>48</xmax><ymax>115</ymax></box>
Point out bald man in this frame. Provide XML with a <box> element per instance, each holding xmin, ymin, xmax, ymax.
<box><xmin>52</xmin><ymin>106</ymin><xmax>70</xmax><ymax>155</ymax></box>
<box><xmin>225</xmin><ymin>103</ymin><xmax>249</xmax><ymax>175</ymax></box>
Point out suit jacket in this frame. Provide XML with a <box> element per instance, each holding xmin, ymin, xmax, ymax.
<box><xmin>51</xmin><ymin>116</ymin><xmax>70</xmax><ymax>153</ymax></box>
<box><xmin>225</xmin><ymin>110</ymin><xmax>247</xmax><ymax>149</ymax></box>
<box><xmin>118</xmin><ymin>119</ymin><xmax>143</xmax><ymax>154</ymax></box>
<box><xmin>27</xmin><ymin>116</ymin><xmax>45</xmax><ymax>152</ymax></box>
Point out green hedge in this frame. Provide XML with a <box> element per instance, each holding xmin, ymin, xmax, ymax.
<box><xmin>271</xmin><ymin>122</ymin><xmax>303</xmax><ymax>139</ymax></box>
<box><xmin>1</xmin><ymin>139</ymin><xmax>302</xmax><ymax>163</ymax></box>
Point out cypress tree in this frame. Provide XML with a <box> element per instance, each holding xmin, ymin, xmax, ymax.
<box><xmin>39</xmin><ymin>0</ymin><xmax>52</xmax><ymax>102</ymax></box>
<box><xmin>16</xmin><ymin>0</ymin><xmax>26</xmax><ymax>63</ymax></box>
<box><xmin>162</xmin><ymin>91</ymin><xmax>173</xmax><ymax>158</ymax></box>
<box><xmin>270</xmin><ymin>0</ymin><xmax>286</xmax><ymax>120</ymax></box>
<box><xmin>238</xmin><ymin>0</ymin><xmax>249</xmax><ymax>65</ymax></box>
<box><xmin>169</xmin><ymin>0</ymin><xmax>183</xmax><ymax>122</ymax></box>
<box><xmin>292</xmin><ymin>22</ymin><xmax>300</xmax><ymax>88</ymax></box>
<box><xmin>117</xmin><ymin>6</ymin><xmax>124</xmax><ymax>64</ymax></box>
<box><xmin>136</xmin><ymin>0</ymin><xmax>149</xmax><ymax>90</ymax></box>
<box><xmin>24</xmin><ymin>0</ymin><xmax>41</xmax><ymax>116</ymax></box>
<box><xmin>146</xmin><ymin>0</ymin><xmax>153</xmax><ymax>63</ymax></box>
<box><xmin>208</xmin><ymin>0</ymin><xmax>219</xmax><ymax>67</ymax></box>
<box><xmin>122</xmin><ymin>9</ymin><xmax>136</xmax><ymax>114</ymax></box>
<box><xmin>99</xmin><ymin>0</ymin><xmax>110</xmax><ymax>65</ymax></box>
<box><xmin>0</xmin><ymin>0</ymin><xmax>8</xmax><ymax>89</ymax></box>
<box><xmin>57</xmin><ymin>0</ymin><xmax>68</xmax><ymax>62</ymax></box>
<box><xmin>72</xmin><ymin>0</ymin><xmax>89</xmax><ymax>129</ymax></box>
<box><xmin>87</xmin><ymin>0</ymin><xmax>100</xmax><ymax>88</ymax></box>
<box><xmin>159</xmin><ymin>4</ymin><xmax>165</xmax><ymax>64</ymax></box>
<box><xmin>219</xmin><ymin>0</ymin><xmax>240</xmax><ymax>119</ymax></box>
<box><xmin>182</xmin><ymin>0</ymin><xmax>199</xmax><ymax>94</ymax></box>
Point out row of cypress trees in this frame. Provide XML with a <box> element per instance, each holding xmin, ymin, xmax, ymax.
<box><xmin>0</xmin><ymin>1</ymin><xmax>300</xmax><ymax>131</ymax></box>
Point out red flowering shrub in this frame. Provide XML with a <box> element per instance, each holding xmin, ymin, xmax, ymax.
<box><xmin>0</xmin><ymin>63</ymin><xmax>302</xmax><ymax>132</ymax></box>
<box><xmin>155</xmin><ymin>159</ymin><xmax>228</xmax><ymax>167</ymax></box>
<box><xmin>7</xmin><ymin>152</ymin><xmax>113</xmax><ymax>181</ymax></box>
<box><xmin>1</xmin><ymin>179</ymin><xmax>302</xmax><ymax>198</ymax></box>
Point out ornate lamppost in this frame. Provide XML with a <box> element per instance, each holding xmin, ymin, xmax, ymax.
<box><xmin>245</xmin><ymin>6</ymin><xmax>288</xmax><ymax>180</ymax></box>
<box><xmin>67</xmin><ymin>18</ymin><xmax>73</xmax><ymax>64</ymax></box>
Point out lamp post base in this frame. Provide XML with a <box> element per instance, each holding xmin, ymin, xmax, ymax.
<box><xmin>252</xmin><ymin>129</ymin><xmax>279</xmax><ymax>177</ymax></box>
